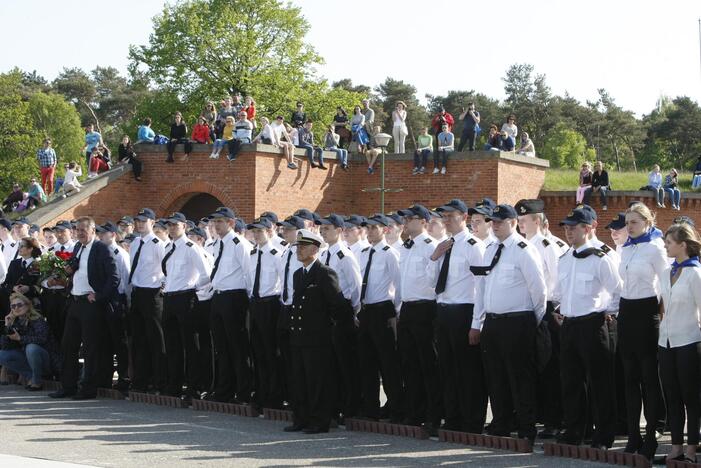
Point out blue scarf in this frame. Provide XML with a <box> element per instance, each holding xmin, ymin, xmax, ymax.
<box><xmin>671</xmin><ymin>256</ymin><xmax>701</xmax><ymax>277</ymax></box>
<box><xmin>623</xmin><ymin>228</ymin><xmax>663</xmax><ymax>247</ymax></box>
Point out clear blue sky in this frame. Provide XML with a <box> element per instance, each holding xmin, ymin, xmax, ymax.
<box><xmin>1</xmin><ymin>0</ymin><xmax>699</xmax><ymax>116</ymax></box>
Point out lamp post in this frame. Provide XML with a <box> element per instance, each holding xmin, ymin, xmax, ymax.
<box><xmin>362</xmin><ymin>133</ymin><xmax>403</xmax><ymax>214</ymax></box>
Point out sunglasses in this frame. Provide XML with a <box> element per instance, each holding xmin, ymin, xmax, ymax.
<box><xmin>10</xmin><ymin>303</ymin><xmax>25</xmax><ymax>310</ymax></box>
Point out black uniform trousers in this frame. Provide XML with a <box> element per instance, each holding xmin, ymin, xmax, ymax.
<box><xmin>481</xmin><ymin>311</ymin><xmax>537</xmax><ymax>439</ymax></box>
<box><xmin>129</xmin><ymin>286</ymin><xmax>166</xmax><ymax>391</ymax></box>
<box><xmin>560</xmin><ymin>312</ymin><xmax>617</xmax><ymax>446</ymax></box>
<box><xmin>618</xmin><ymin>296</ymin><xmax>663</xmax><ymax>441</ymax></box>
<box><xmin>290</xmin><ymin>344</ymin><xmax>335</xmax><ymax>430</ymax></box>
<box><xmin>536</xmin><ymin>302</ymin><xmax>563</xmax><ymax>429</ymax></box>
<box><xmin>358</xmin><ymin>300</ymin><xmax>403</xmax><ymax>420</ymax></box>
<box><xmin>659</xmin><ymin>342</ymin><xmax>701</xmax><ymax>445</ymax></box>
<box><xmin>277</xmin><ymin>304</ymin><xmax>293</xmax><ymax>404</ymax></box>
<box><xmin>61</xmin><ymin>296</ymin><xmax>109</xmax><ymax>395</ymax></box>
<box><xmin>162</xmin><ymin>290</ymin><xmax>198</xmax><ymax>395</ymax></box>
<box><xmin>399</xmin><ymin>300</ymin><xmax>442</xmax><ymax>426</ymax></box>
<box><xmin>101</xmin><ymin>294</ymin><xmax>129</xmax><ymax>386</ymax></box>
<box><xmin>249</xmin><ymin>295</ymin><xmax>282</xmax><ymax>408</ymax></box>
<box><xmin>434</xmin><ymin>302</ymin><xmax>486</xmax><ymax>432</ymax></box>
<box><xmin>41</xmin><ymin>289</ymin><xmax>69</xmax><ymax>344</ymax></box>
<box><xmin>194</xmin><ymin>297</ymin><xmax>214</xmax><ymax>393</ymax></box>
<box><xmin>210</xmin><ymin>289</ymin><xmax>252</xmax><ymax>401</ymax></box>
<box><xmin>332</xmin><ymin>300</ymin><xmax>360</xmax><ymax>418</ymax></box>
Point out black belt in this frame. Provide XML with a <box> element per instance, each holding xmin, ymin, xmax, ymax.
<box><xmin>485</xmin><ymin>311</ymin><xmax>532</xmax><ymax>320</ymax></box>
<box><xmin>43</xmin><ymin>288</ymin><xmax>67</xmax><ymax>295</ymax></box>
<box><xmin>361</xmin><ymin>300</ymin><xmax>393</xmax><ymax>309</ymax></box>
<box><xmin>133</xmin><ymin>286</ymin><xmax>161</xmax><ymax>292</ymax></box>
<box><xmin>213</xmin><ymin>288</ymin><xmax>246</xmax><ymax>295</ymax></box>
<box><xmin>404</xmin><ymin>299</ymin><xmax>436</xmax><ymax>306</ymax></box>
<box><xmin>72</xmin><ymin>294</ymin><xmax>91</xmax><ymax>301</ymax></box>
<box><xmin>563</xmin><ymin>311</ymin><xmax>605</xmax><ymax>323</ymax></box>
<box><xmin>163</xmin><ymin>289</ymin><xmax>195</xmax><ymax>297</ymax></box>
<box><xmin>251</xmin><ymin>295</ymin><xmax>279</xmax><ymax>303</ymax></box>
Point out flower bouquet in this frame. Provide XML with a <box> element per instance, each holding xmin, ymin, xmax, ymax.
<box><xmin>36</xmin><ymin>250</ymin><xmax>73</xmax><ymax>284</ymax></box>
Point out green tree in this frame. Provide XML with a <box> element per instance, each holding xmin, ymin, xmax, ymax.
<box><xmin>52</xmin><ymin>67</ymin><xmax>99</xmax><ymax>129</ymax></box>
<box><xmin>502</xmin><ymin>64</ymin><xmax>552</xmax><ymax>143</ymax></box>
<box><xmin>332</xmin><ymin>79</ymin><xmax>372</xmax><ymax>96</ymax></box>
<box><xmin>645</xmin><ymin>97</ymin><xmax>701</xmax><ymax>169</ymax></box>
<box><xmin>425</xmin><ymin>90</ymin><xmax>503</xmax><ymax>146</ymax></box>
<box><xmin>593</xmin><ymin>89</ymin><xmax>646</xmax><ymax>171</ymax></box>
<box><xmin>374</xmin><ymin>77</ymin><xmax>428</xmax><ymax>150</ymax></box>
<box><xmin>28</xmin><ymin>92</ymin><xmax>85</xmax><ymax>169</ymax></box>
<box><xmin>540</xmin><ymin>123</ymin><xmax>595</xmax><ymax>169</ymax></box>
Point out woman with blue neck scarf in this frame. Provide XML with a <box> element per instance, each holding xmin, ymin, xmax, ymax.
<box><xmin>618</xmin><ymin>203</ymin><xmax>669</xmax><ymax>461</ymax></box>
<box><xmin>658</xmin><ymin>223</ymin><xmax>701</xmax><ymax>464</ymax></box>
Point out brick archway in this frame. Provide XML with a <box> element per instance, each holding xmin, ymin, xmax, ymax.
<box><xmin>158</xmin><ymin>180</ymin><xmax>237</xmax><ymax>216</ymax></box>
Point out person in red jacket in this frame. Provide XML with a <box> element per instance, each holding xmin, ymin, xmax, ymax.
<box><xmin>191</xmin><ymin>116</ymin><xmax>211</xmax><ymax>144</ymax></box>
<box><xmin>431</xmin><ymin>107</ymin><xmax>454</xmax><ymax>136</ymax></box>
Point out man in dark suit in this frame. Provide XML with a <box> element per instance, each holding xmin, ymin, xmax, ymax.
<box><xmin>284</xmin><ymin>229</ymin><xmax>345</xmax><ymax>434</ymax></box>
<box><xmin>49</xmin><ymin>216</ymin><xmax>119</xmax><ymax>400</ymax></box>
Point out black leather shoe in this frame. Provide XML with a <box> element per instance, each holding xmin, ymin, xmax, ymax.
<box><xmin>25</xmin><ymin>384</ymin><xmax>43</xmax><ymax>391</ymax></box>
<box><xmin>538</xmin><ymin>426</ymin><xmax>560</xmax><ymax>439</ymax></box>
<box><xmin>71</xmin><ymin>392</ymin><xmax>97</xmax><ymax>400</ymax></box>
<box><xmin>303</xmin><ymin>426</ymin><xmax>328</xmax><ymax>434</ymax></box>
<box><xmin>556</xmin><ymin>431</ymin><xmax>582</xmax><ymax>446</ymax></box>
<box><xmin>48</xmin><ymin>389</ymin><xmax>75</xmax><ymax>398</ymax></box>
<box><xmin>623</xmin><ymin>436</ymin><xmax>643</xmax><ymax>453</ymax></box>
<box><xmin>640</xmin><ymin>434</ymin><xmax>658</xmax><ymax>460</ymax></box>
<box><xmin>284</xmin><ymin>424</ymin><xmax>305</xmax><ymax>432</ymax></box>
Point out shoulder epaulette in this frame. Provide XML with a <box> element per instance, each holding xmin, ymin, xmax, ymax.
<box><xmin>467</xmin><ymin>238</ymin><xmax>477</xmax><ymax>245</ymax></box>
<box><xmin>517</xmin><ymin>241</ymin><xmax>527</xmax><ymax>249</ymax></box>
<box><xmin>280</xmin><ymin>240</ymin><xmax>288</xmax><ymax>246</ymax></box>
<box><xmin>542</xmin><ymin>238</ymin><xmax>550</xmax><ymax>247</ymax></box>
<box><xmin>233</xmin><ymin>237</ymin><xmax>240</xmax><ymax>244</ymax></box>
<box><xmin>595</xmin><ymin>250</ymin><xmax>605</xmax><ymax>258</ymax></box>
<box><xmin>186</xmin><ymin>241</ymin><xmax>193</xmax><ymax>247</ymax></box>
<box><xmin>600</xmin><ymin>244</ymin><xmax>611</xmax><ymax>253</ymax></box>
<box><xmin>251</xmin><ymin>248</ymin><xmax>257</xmax><ymax>255</ymax></box>
<box><xmin>424</xmin><ymin>238</ymin><xmax>432</xmax><ymax>244</ymax></box>
<box><xmin>113</xmin><ymin>248</ymin><xmax>119</xmax><ymax>255</ymax></box>
<box><xmin>361</xmin><ymin>247</ymin><xmax>370</xmax><ymax>252</ymax></box>
<box><xmin>337</xmin><ymin>251</ymin><xmax>345</xmax><ymax>259</ymax></box>
<box><xmin>152</xmin><ymin>238</ymin><xmax>159</xmax><ymax>244</ymax></box>
<box><xmin>556</xmin><ymin>240</ymin><xmax>565</xmax><ymax>248</ymax></box>
<box><xmin>270</xmin><ymin>248</ymin><xmax>278</xmax><ymax>255</ymax></box>
<box><xmin>382</xmin><ymin>245</ymin><xmax>390</xmax><ymax>251</ymax></box>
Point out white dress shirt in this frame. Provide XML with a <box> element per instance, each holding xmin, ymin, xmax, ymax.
<box><xmin>107</xmin><ymin>241</ymin><xmax>131</xmax><ymax>295</ymax></box>
<box><xmin>476</xmin><ymin>232</ymin><xmax>498</xmax><ymax>248</ymax></box>
<box><xmin>358</xmin><ymin>240</ymin><xmax>401</xmax><ymax>311</ymax></box>
<box><xmin>278</xmin><ymin>245</ymin><xmax>303</xmax><ymax>306</ymax></box>
<box><xmin>430</xmin><ymin>229</ymin><xmax>485</xmax><ymax>308</ymax></box>
<box><xmin>71</xmin><ymin>240</ymin><xmax>95</xmax><ymax>296</ymax></box>
<box><xmin>619</xmin><ymin>237</ymin><xmax>669</xmax><ymax>300</ymax></box>
<box><xmin>204</xmin><ymin>238</ymin><xmax>218</xmax><ymax>257</ymax></box>
<box><xmin>399</xmin><ymin>232</ymin><xmax>437</xmax><ymax>303</ymax></box>
<box><xmin>271</xmin><ymin>234</ymin><xmax>289</xmax><ymax>253</ymax></box>
<box><xmin>247</xmin><ymin>240</ymin><xmax>283</xmax><ymax>298</ymax></box>
<box><xmin>323</xmin><ymin>241</ymin><xmax>362</xmax><ymax>312</ymax></box>
<box><xmin>659</xmin><ymin>266</ymin><xmax>701</xmax><ymax>348</ymax></box>
<box><xmin>530</xmin><ymin>232</ymin><xmax>560</xmax><ymax>301</ymax></box>
<box><xmin>391</xmin><ymin>239</ymin><xmax>404</xmax><ymax>258</ymax></box>
<box><xmin>554</xmin><ymin>241</ymin><xmax>622</xmax><ymax>317</ymax></box>
<box><xmin>474</xmin><ymin>232</ymin><xmax>547</xmax><ymax>328</ymax></box>
<box><xmin>2</xmin><ymin>238</ymin><xmax>19</xmax><ymax>266</ymax></box>
<box><xmin>210</xmin><ymin>230</ymin><xmax>251</xmax><ymax>292</ymax></box>
<box><xmin>545</xmin><ymin>232</ymin><xmax>569</xmax><ymax>256</ymax></box>
<box><xmin>348</xmin><ymin>239</ymin><xmax>370</xmax><ymax>262</ymax></box>
<box><xmin>129</xmin><ymin>232</ymin><xmax>166</xmax><ymax>289</ymax></box>
<box><xmin>162</xmin><ymin>235</ymin><xmax>211</xmax><ymax>293</ymax></box>
<box><xmin>0</xmin><ymin>252</ymin><xmax>6</xmax><ymax>284</ymax></box>
<box><xmin>591</xmin><ymin>235</ymin><xmax>620</xmax><ymax>266</ymax></box>
<box><xmin>196</xmin><ymin>247</ymin><xmax>215</xmax><ymax>302</ymax></box>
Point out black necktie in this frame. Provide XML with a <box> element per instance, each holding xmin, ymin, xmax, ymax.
<box><xmin>210</xmin><ymin>241</ymin><xmax>224</xmax><ymax>280</ymax></box>
<box><xmin>360</xmin><ymin>248</ymin><xmax>375</xmax><ymax>303</ymax></box>
<box><xmin>325</xmin><ymin>250</ymin><xmax>331</xmax><ymax>266</ymax></box>
<box><xmin>162</xmin><ymin>243</ymin><xmax>176</xmax><ymax>276</ymax></box>
<box><xmin>282</xmin><ymin>250</ymin><xmax>293</xmax><ymax>302</ymax></box>
<box><xmin>129</xmin><ymin>239</ymin><xmax>144</xmax><ymax>284</ymax></box>
<box><xmin>1</xmin><ymin>243</ymin><xmax>4</xmax><ymax>252</ymax></box>
<box><xmin>403</xmin><ymin>239</ymin><xmax>415</xmax><ymax>249</ymax></box>
<box><xmin>22</xmin><ymin>260</ymin><xmax>27</xmax><ymax>269</ymax></box>
<box><xmin>252</xmin><ymin>249</ymin><xmax>262</xmax><ymax>298</ymax></box>
<box><xmin>435</xmin><ymin>239</ymin><xmax>453</xmax><ymax>294</ymax></box>
<box><xmin>13</xmin><ymin>246</ymin><xmax>19</xmax><ymax>260</ymax></box>
<box><xmin>60</xmin><ymin>245</ymin><xmax>65</xmax><ymax>252</ymax></box>
<box><xmin>470</xmin><ymin>243</ymin><xmax>505</xmax><ymax>276</ymax></box>
<box><xmin>573</xmin><ymin>248</ymin><xmax>601</xmax><ymax>259</ymax></box>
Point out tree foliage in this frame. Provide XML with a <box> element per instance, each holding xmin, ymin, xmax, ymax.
<box><xmin>29</xmin><ymin>92</ymin><xmax>85</xmax><ymax>168</ymax></box>
<box><xmin>540</xmin><ymin>123</ymin><xmax>596</xmax><ymax>168</ymax></box>
<box><xmin>374</xmin><ymin>78</ymin><xmax>428</xmax><ymax>150</ymax></box>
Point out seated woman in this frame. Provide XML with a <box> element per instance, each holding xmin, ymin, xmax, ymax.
<box><xmin>434</xmin><ymin>124</ymin><xmax>454</xmax><ymax>175</ymax></box>
<box><xmin>0</xmin><ymin>293</ymin><xmax>61</xmax><ymax>390</ymax></box>
<box><xmin>315</xmin><ymin>125</ymin><xmax>349</xmax><ymax>171</ymax></box>
<box><xmin>516</xmin><ymin>132</ymin><xmax>536</xmax><ymax>157</ymax></box>
<box><xmin>210</xmin><ymin>115</ymin><xmax>235</xmax><ymax>159</ymax></box>
<box><xmin>664</xmin><ymin>168</ymin><xmax>682</xmax><ymax>211</ymax></box>
<box><xmin>692</xmin><ymin>156</ymin><xmax>701</xmax><ymax>189</ymax></box>
<box><xmin>583</xmin><ymin>161</ymin><xmax>610</xmax><ymax>210</ymax></box>
<box><xmin>483</xmin><ymin>125</ymin><xmax>500</xmax><ymax>151</ymax></box>
<box><xmin>118</xmin><ymin>136</ymin><xmax>143</xmax><ymax>181</ymax></box>
<box><xmin>137</xmin><ymin>118</ymin><xmax>155</xmax><ymax>143</ymax></box>
<box><xmin>62</xmin><ymin>162</ymin><xmax>83</xmax><ymax>197</ymax></box>
<box><xmin>350</xmin><ymin>106</ymin><xmax>370</xmax><ymax>153</ymax></box>
<box><xmin>498</xmin><ymin>131</ymin><xmax>515</xmax><ymax>151</ymax></box>
<box><xmin>88</xmin><ymin>147</ymin><xmax>109</xmax><ymax>178</ymax></box>
<box><xmin>333</xmin><ymin>107</ymin><xmax>350</xmax><ymax>148</ymax></box>
<box><xmin>1</xmin><ymin>237</ymin><xmax>42</xmax><ymax>303</ymax></box>
<box><xmin>252</xmin><ymin>117</ymin><xmax>274</xmax><ymax>145</ymax></box>
<box><xmin>413</xmin><ymin>127</ymin><xmax>433</xmax><ymax>175</ymax></box>
<box><xmin>26</xmin><ymin>178</ymin><xmax>47</xmax><ymax>210</ymax></box>
<box><xmin>191</xmin><ymin>116</ymin><xmax>211</xmax><ymax>144</ymax></box>
<box><xmin>576</xmin><ymin>162</ymin><xmax>593</xmax><ymax>204</ymax></box>
<box><xmin>648</xmin><ymin>164</ymin><xmax>666</xmax><ymax>208</ymax></box>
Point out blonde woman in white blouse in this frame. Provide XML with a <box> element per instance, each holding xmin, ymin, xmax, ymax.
<box><xmin>658</xmin><ymin>223</ymin><xmax>701</xmax><ymax>464</ymax></box>
<box><xmin>618</xmin><ymin>202</ymin><xmax>669</xmax><ymax>460</ymax></box>
<box><xmin>391</xmin><ymin>101</ymin><xmax>408</xmax><ymax>154</ymax></box>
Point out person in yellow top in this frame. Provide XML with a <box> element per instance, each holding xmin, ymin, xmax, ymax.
<box><xmin>210</xmin><ymin>116</ymin><xmax>235</xmax><ymax>159</ymax></box>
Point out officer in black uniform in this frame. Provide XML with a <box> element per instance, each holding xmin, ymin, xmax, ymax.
<box><xmin>283</xmin><ymin>229</ymin><xmax>346</xmax><ymax>434</ymax></box>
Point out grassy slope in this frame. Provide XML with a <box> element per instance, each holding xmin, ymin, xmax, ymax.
<box><xmin>543</xmin><ymin>169</ymin><xmax>697</xmax><ymax>192</ymax></box>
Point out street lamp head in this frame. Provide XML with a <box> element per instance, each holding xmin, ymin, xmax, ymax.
<box><xmin>374</xmin><ymin>132</ymin><xmax>392</xmax><ymax>149</ymax></box>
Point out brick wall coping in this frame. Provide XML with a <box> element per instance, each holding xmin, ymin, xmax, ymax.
<box><xmin>541</xmin><ymin>190</ymin><xmax>701</xmax><ymax>199</ymax></box>
<box><xmin>133</xmin><ymin>143</ymin><xmax>550</xmax><ymax>168</ymax></box>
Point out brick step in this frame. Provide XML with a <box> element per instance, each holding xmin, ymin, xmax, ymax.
<box><xmin>97</xmin><ymin>388</ymin><xmax>126</xmax><ymax>400</ymax></box>
<box><xmin>543</xmin><ymin>442</ymin><xmax>650</xmax><ymax>467</ymax></box>
<box><xmin>345</xmin><ymin>418</ymin><xmax>428</xmax><ymax>440</ymax></box>
<box><xmin>262</xmin><ymin>408</ymin><xmax>294</xmax><ymax>422</ymax></box>
<box><xmin>439</xmin><ymin>429</ymin><xmax>532</xmax><ymax>453</ymax></box>
<box><xmin>192</xmin><ymin>399</ymin><xmax>259</xmax><ymax>417</ymax></box>
<box><xmin>667</xmin><ymin>459</ymin><xmax>701</xmax><ymax>468</ymax></box>
<box><xmin>128</xmin><ymin>391</ymin><xmax>189</xmax><ymax>409</ymax></box>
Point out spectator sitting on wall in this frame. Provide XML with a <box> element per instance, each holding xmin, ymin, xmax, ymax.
<box><xmin>434</xmin><ymin>123</ymin><xmax>454</xmax><ymax>175</ymax></box>
<box><xmin>498</xmin><ymin>130</ymin><xmax>515</xmax><ymax>151</ymax></box>
<box><xmin>285</xmin><ymin>123</ymin><xmax>299</xmax><ymax>147</ymax></box>
<box><xmin>484</xmin><ymin>125</ymin><xmax>500</xmax><ymax>151</ymax></box>
<box><xmin>210</xmin><ymin>116</ymin><xmax>235</xmax><ymax>159</ymax></box>
<box><xmin>61</xmin><ymin>162</ymin><xmax>82</xmax><ymax>197</ymax></box>
<box><xmin>118</xmin><ymin>136</ymin><xmax>142</xmax><ymax>181</ymax></box>
<box><xmin>26</xmin><ymin>178</ymin><xmax>46</xmax><ymax>210</ymax></box>
<box><xmin>576</xmin><ymin>162</ymin><xmax>593</xmax><ymax>204</ymax></box>
<box><xmin>413</xmin><ymin>127</ymin><xmax>433</xmax><ymax>175</ymax></box>
<box><xmin>166</xmin><ymin>111</ymin><xmax>192</xmax><ymax>163</ymax></box>
<box><xmin>271</xmin><ymin>116</ymin><xmax>298</xmax><ymax>169</ymax></box>
<box><xmin>98</xmin><ymin>144</ymin><xmax>112</xmax><ymax>167</ymax></box>
<box><xmin>365</xmin><ymin>126</ymin><xmax>383</xmax><ymax>175</ymax></box>
<box><xmin>88</xmin><ymin>147</ymin><xmax>109</xmax><ymax>178</ymax></box>
<box><xmin>516</xmin><ymin>132</ymin><xmax>536</xmax><ymax>157</ymax></box>
<box><xmin>291</xmin><ymin>101</ymin><xmax>307</xmax><ymax>129</ymax></box>
<box><xmin>243</xmin><ymin>96</ymin><xmax>256</xmax><ymax>130</ymax></box>
<box><xmin>81</xmin><ymin>123</ymin><xmax>103</xmax><ymax>167</ymax></box>
<box><xmin>692</xmin><ymin>156</ymin><xmax>701</xmax><ymax>189</ymax></box>
<box><xmin>252</xmin><ymin>117</ymin><xmax>273</xmax><ymax>145</ymax></box>
<box><xmin>333</xmin><ymin>107</ymin><xmax>350</xmax><ymax>148</ymax></box>
<box><xmin>663</xmin><ymin>168</ymin><xmax>682</xmax><ymax>211</ymax></box>
<box><xmin>202</xmin><ymin>102</ymin><xmax>217</xmax><ymax>141</ymax></box>
<box><xmin>351</xmin><ymin>105</ymin><xmax>370</xmax><ymax>154</ymax></box>
<box><xmin>137</xmin><ymin>118</ymin><xmax>155</xmax><ymax>143</ymax></box>
<box><xmin>583</xmin><ymin>161</ymin><xmax>609</xmax><ymax>211</ymax></box>
<box><xmin>227</xmin><ymin>110</ymin><xmax>253</xmax><ymax>161</ymax></box>
<box><xmin>216</xmin><ymin>98</ymin><xmax>236</xmax><ymax>139</ymax></box>
<box><xmin>647</xmin><ymin>164</ymin><xmax>666</xmax><ymax>208</ymax></box>
<box><xmin>431</xmin><ymin>106</ymin><xmax>455</xmax><ymax>136</ymax></box>
<box><xmin>316</xmin><ymin>125</ymin><xmax>348</xmax><ymax>171</ymax></box>
<box><xmin>501</xmin><ymin>114</ymin><xmax>518</xmax><ymax>139</ymax></box>
<box><xmin>191</xmin><ymin>116</ymin><xmax>211</xmax><ymax>144</ymax></box>
<box><xmin>2</xmin><ymin>184</ymin><xmax>23</xmax><ymax>213</ymax></box>
<box><xmin>298</xmin><ymin>121</ymin><xmax>324</xmax><ymax>169</ymax></box>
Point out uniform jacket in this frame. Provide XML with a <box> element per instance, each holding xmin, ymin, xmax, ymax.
<box><xmin>70</xmin><ymin>241</ymin><xmax>119</xmax><ymax>304</ymax></box>
<box><xmin>1</xmin><ymin>258</ymin><xmax>40</xmax><ymax>299</ymax></box>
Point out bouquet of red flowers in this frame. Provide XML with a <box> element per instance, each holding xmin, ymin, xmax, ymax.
<box><xmin>36</xmin><ymin>250</ymin><xmax>72</xmax><ymax>283</ymax></box>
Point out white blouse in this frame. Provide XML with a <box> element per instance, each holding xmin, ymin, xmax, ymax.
<box><xmin>659</xmin><ymin>267</ymin><xmax>701</xmax><ymax>348</ymax></box>
<box><xmin>619</xmin><ymin>238</ymin><xmax>669</xmax><ymax>300</ymax></box>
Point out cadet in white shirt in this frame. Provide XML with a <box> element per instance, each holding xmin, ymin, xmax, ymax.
<box><xmin>128</xmin><ymin>208</ymin><xmax>168</xmax><ymax>393</ymax></box>
<box><xmin>317</xmin><ymin>213</ymin><xmax>362</xmax><ymax>419</ymax></box>
<box><xmin>96</xmin><ymin>221</ymin><xmax>131</xmax><ymax>391</ymax></box>
<box><xmin>554</xmin><ymin>207</ymin><xmax>622</xmax><ymax>449</ymax></box>
<box><xmin>5</xmin><ymin>218</ymin><xmax>29</xmax><ymax>264</ymax></box>
<box><xmin>618</xmin><ymin>203</ymin><xmax>669</xmax><ymax>458</ymax></box>
<box><xmin>261</xmin><ymin>211</ymin><xmax>290</xmax><ymax>252</ymax></box>
<box><xmin>394</xmin><ymin>204</ymin><xmax>441</xmax><ymax>433</ymax></box>
<box><xmin>161</xmin><ymin>212</ymin><xmax>211</xmax><ymax>400</ymax></box>
<box><xmin>606</xmin><ymin>213</ymin><xmax>628</xmax><ymax>254</ymax></box>
<box><xmin>428</xmin><ymin>214</ymin><xmax>448</xmax><ymax>242</ymax></box>
<box><xmin>468</xmin><ymin>198</ymin><xmax>498</xmax><ymax>247</ymax></box>
<box><xmin>207</xmin><ymin>207</ymin><xmax>254</xmax><ymax>403</ymax></box>
<box><xmin>357</xmin><ymin>214</ymin><xmax>403</xmax><ymax>421</ymax></box>
<box><xmin>430</xmin><ymin>199</ymin><xmax>487</xmax><ymax>434</ymax></box>
<box><xmin>472</xmin><ymin>204</ymin><xmax>546</xmax><ymax>443</ymax></box>
<box><xmin>386</xmin><ymin>213</ymin><xmax>405</xmax><ymax>254</ymax></box>
<box><xmin>659</xmin><ymin>223</ymin><xmax>701</xmax><ymax>463</ymax></box>
<box><xmin>543</xmin><ymin>216</ymin><xmax>569</xmax><ymax>256</ymax></box>
<box><xmin>343</xmin><ymin>215</ymin><xmax>370</xmax><ymax>260</ymax></box>
<box><xmin>247</xmin><ymin>217</ymin><xmax>285</xmax><ymax>409</ymax></box>
<box><xmin>0</xmin><ymin>218</ymin><xmax>18</xmax><ymax>266</ymax></box>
